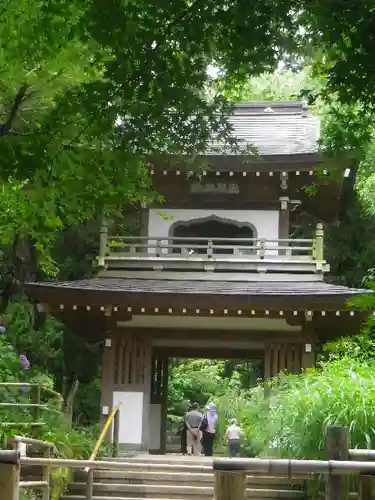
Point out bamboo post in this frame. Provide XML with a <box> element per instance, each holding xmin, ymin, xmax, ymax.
<box><xmin>32</xmin><ymin>385</ymin><xmax>41</xmax><ymax>421</ymax></box>
<box><xmin>315</xmin><ymin>223</ymin><xmax>324</xmax><ymax>262</ymax></box>
<box><xmin>359</xmin><ymin>475</ymin><xmax>375</xmax><ymax>499</ymax></box>
<box><xmin>0</xmin><ymin>450</ymin><xmax>20</xmax><ymax>500</ymax></box>
<box><xmin>213</xmin><ymin>460</ymin><xmax>246</xmax><ymax>500</ymax></box>
<box><xmin>326</xmin><ymin>426</ymin><xmax>349</xmax><ymax>500</ymax></box>
<box><xmin>112</xmin><ymin>409</ymin><xmax>120</xmax><ymax>458</ymax></box>
<box><xmin>43</xmin><ymin>446</ymin><xmax>51</xmax><ymax>500</ymax></box>
<box><xmin>356</xmin><ymin>449</ymin><xmax>375</xmax><ymax>500</ymax></box>
<box><xmin>85</xmin><ymin>468</ymin><xmax>94</xmax><ymax>500</ymax></box>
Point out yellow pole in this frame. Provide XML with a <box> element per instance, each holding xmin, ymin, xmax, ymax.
<box><xmin>84</xmin><ymin>401</ymin><xmax>121</xmax><ymax>472</ymax></box>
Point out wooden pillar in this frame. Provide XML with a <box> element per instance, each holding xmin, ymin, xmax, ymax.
<box><xmin>215</xmin><ymin>471</ymin><xmax>246</xmax><ymax>500</ymax></box>
<box><xmin>278</xmin><ymin>197</ymin><xmax>290</xmax><ymax>239</ymax></box>
<box><xmin>160</xmin><ymin>357</ymin><xmax>169</xmax><ymax>454</ymax></box>
<box><xmin>0</xmin><ymin>451</ymin><xmax>20</xmax><ymax>500</ymax></box>
<box><xmin>214</xmin><ymin>461</ymin><xmax>246</xmax><ymax>500</ymax></box>
<box><xmin>112</xmin><ymin>333</ymin><xmax>152</xmax><ymax>451</ymax></box>
<box><xmin>325</xmin><ymin>426</ymin><xmax>349</xmax><ymax>500</ymax></box>
<box><xmin>301</xmin><ymin>341</ymin><xmax>315</xmax><ymax>369</ymax></box>
<box><xmin>150</xmin><ymin>354</ymin><xmax>169</xmax><ymax>453</ymax></box>
<box><xmin>100</xmin><ymin>333</ymin><xmax>115</xmax><ymax>435</ymax></box>
<box><xmin>301</xmin><ymin>314</ymin><xmax>316</xmax><ymax>371</ymax></box>
<box><xmin>141</xmin><ymin>340</ymin><xmax>152</xmax><ymax>451</ymax></box>
<box><xmin>278</xmin><ymin>171</ymin><xmax>290</xmax><ymax>257</ymax></box>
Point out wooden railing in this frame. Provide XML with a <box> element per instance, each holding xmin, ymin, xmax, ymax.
<box><xmin>3</xmin><ymin>426</ymin><xmax>372</xmax><ymax>500</ymax></box>
<box><xmin>1</xmin><ymin>427</ymin><xmax>375</xmax><ymax>500</ymax></box>
<box><xmin>11</xmin><ymin>436</ymin><xmax>54</xmax><ymax>500</ymax></box>
<box><xmin>98</xmin><ymin>223</ymin><xmax>327</xmax><ymax>274</ymax></box>
<box><xmin>1</xmin><ymin>406</ymin><xmax>120</xmax><ymax>500</ymax></box>
<box><xmin>214</xmin><ymin>426</ymin><xmax>375</xmax><ymax>500</ymax></box>
<box><xmin>0</xmin><ymin>382</ymin><xmax>62</xmax><ymax>429</ymax></box>
<box><xmin>84</xmin><ymin>402</ymin><xmax>121</xmax><ymax>500</ymax></box>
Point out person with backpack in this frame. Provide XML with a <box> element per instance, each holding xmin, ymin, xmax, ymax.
<box><xmin>200</xmin><ymin>402</ymin><xmax>218</xmax><ymax>456</ymax></box>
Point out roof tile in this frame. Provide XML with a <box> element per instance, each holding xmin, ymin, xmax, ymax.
<box><xmin>26</xmin><ymin>278</ymin><xmax>370</xmax><ymax>297</ymax></box>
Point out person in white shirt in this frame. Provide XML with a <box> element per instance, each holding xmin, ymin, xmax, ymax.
<box><xmin>224</xmin><ymin>418</ymin><xmax>243</xmax><ymax>457</ymax></box>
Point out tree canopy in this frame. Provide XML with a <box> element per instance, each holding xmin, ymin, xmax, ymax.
<box><xmin>0</xmin><ymin>0</ymin><xmax>305</xmax><ymax>268</ymax></box>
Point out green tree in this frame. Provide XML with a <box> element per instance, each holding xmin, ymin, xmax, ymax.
<box><xmin>0</xmin><ymin>0</ymin><xmax>305</xmax><ymax>272</ymax></box>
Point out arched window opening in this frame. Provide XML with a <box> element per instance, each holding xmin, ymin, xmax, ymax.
<box><xmin>170</xmin><ymin>217</ymin><xmax>255</xmax><ymax>255</ymax></box>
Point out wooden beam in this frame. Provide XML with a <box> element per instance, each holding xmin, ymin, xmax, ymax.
<box><xmin>152</xmin><ymin>346</ymin><xmax>263</xmax><ymax>359</ymax></box>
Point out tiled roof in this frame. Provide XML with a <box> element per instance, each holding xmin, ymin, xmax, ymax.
<box><xmin>26</xmin><ymin>278</ymin><xmax>369</xmax><ymax>297</ymax></box>
<box><xmin>209</xmin><ymin>101</ymin><xmax>320</xmax><ymax>156</ymax></box>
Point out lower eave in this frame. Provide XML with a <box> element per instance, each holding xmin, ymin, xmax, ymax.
<box><xmin>25</xmin><ymin>278</ymin><xmax>372</xmax><ymax>311</ymax></box>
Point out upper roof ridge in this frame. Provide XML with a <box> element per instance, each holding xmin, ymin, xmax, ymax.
<box><xmin>233</xmin><ymin>100</ymin><xmax>308</xmax><ymax>116</ymax></box>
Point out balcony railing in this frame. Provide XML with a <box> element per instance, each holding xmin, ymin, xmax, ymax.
<box><xmin>98</xmin><ymin>223</ymin><xmax>328</xmax><ymax>276</ymax></box>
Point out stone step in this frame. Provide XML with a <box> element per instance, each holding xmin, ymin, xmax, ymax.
<box><xmin>62</xmin><ymin>490</ymin><xmax>304</xmax><ymax>500</ymax></box>
<box><xmin>66</xmin><ymin>482</ymin><xmax>305</xmax><ymax>498</ymax></box>
<box><xmin>73</xmin><ymin>470</ymin><xmax>307</xmax><ymax>487</ymax></box>
<box><xmin>93</xmin><ymin>461</ymin><xmax>212</xmax><ymax>474</ymax></box>
<box><xmin>102</xmin><ymin>456</ymin><xmax>213</xmax><ymax>466</ymax></box>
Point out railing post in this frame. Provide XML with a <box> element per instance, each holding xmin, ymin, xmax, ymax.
<box><xmin>155</xmin><ymin>238</ymin><xmax>161</xmax><ymax>257</ymax></box>
<box><xmin>315</xmin><ymin>223</ymin><xmax>324</xmax><ymax>262</ymax></box>
<box><xmin>85</xmin><ymin>468</ymin><xmax>94</xmax><ymax>500</ymax></box>
<box><xmin>0</xmin><ymin>450</ymin><xmax>20</xmax><ymax>500</ymax></box>
<box><xmin>357</xmin><ymin>450</ymin><xmax>375</xmax><ymax>500</ymax></box>
<box><xmin>325</xmin><ymin>426</ymin><xmax>349</xmax><ymax>500</ymax></box>
<box><xmin>213</xmin><ymin>460</ymin><xmax>246</xmax><ymax>500</ymax></box>
<box><xmin>207</xmin><ymin>240</ymin><xmax>213</xmax><ymax>258</ymax></box>
<box><xmin>112</xmin><ymin>409</ymin><xmax>120</xmax><ymax>458</ymax></box>
<box><xmin>98</xmin><ymin>218</ymin><xmax>108</xmax><ymax>267</ymax></box>
<box><xmin>32</xmin><ymin>385</ymin><xmax>41</xmax><ymax>421</ymax></box>
<box><xmin>258</xmin><ymin>238</ymin><xmax>266</xmax><ymax>259</ymax></box>
<box><xmin>359</xmin><ymin>475</ymin><xmax>375</xmax><ymax>500</ymax></box>
<box><xmin>43</xmin><ymin>446</ymin><xmax>51</xmax><ymax>500</ymax></box>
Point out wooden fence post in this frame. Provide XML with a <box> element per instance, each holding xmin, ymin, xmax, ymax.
<box><xmin>213</xmin><ymin>459</ymin><xmax>246</xmax><ymax>500</ymax></box>
<box><xmin>43</xmin><ymin>446</ymin><xmax>51</xmax><ymax>500</ymax></box>
<box><xmin>0</xmin><ymin>450</ymin><xmax>20</xmax><ymax>500</ymax></box>
<box><xmin>85</xmin><ymin>468</ymin><xmax>94</xmax><ymax>500</ymax></box>
<box><xmin>359</xmin><ymin>475</ymin><xmax>375</xmax><ymax>500</ymax></box>
<box><xmin>325</xmin><ymin>426</ymin><xmax>349</xmax><ymax>500</ymax></box>
<box><xmin>32</xmin><ymin>385</ymin><xmax>41</xmax><ymax>421</ymax></box>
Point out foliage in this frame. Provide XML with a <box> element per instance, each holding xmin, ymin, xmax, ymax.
<box><xmin>215</xmin><ymin>68</ymin><xmax>314</xmax><ymax>103</ymax></box>
<box><xmin>168</xmin><ymin>359</ymin><xmax>228</xmax><ymax>414</ymax></box>
<box><xmin>0</xmin><ymin>299</ymin><xmax>101</xmax><ymax>424</ymax></box>
<box><xmin>241</xmin><ymin>357</ymin><xmax>375</xmax><ymax>459</ymax></box>
<box><xmin>0</xmin><ymin>0</ymin><xmax>306</xmax><ymax>270</ymax></box>
<box><xmin>301</xmin><ymin>0</ymin><xmax>375</xmax><ymax>110</ymax></box>
<box><xmin>168</xmin><ymin>359</ymin><xmax>262</xmax><ymax>415</ymax></box>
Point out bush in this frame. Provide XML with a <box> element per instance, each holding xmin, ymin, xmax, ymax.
<box><xmin>241</xmin><ymin>357</ymin><xmax>375</xmax><ymax>459</ymax></box>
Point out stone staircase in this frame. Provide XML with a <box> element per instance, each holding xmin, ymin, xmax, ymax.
<box><xmin>61</xmin><ymin>455</ymin><xmax>308</xmax><ymax>500</ymax></box>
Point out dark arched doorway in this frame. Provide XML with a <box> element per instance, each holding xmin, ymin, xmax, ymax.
<box><xmin>170</xmin><ymin>216</ymin><xmax>255</xmax><ymax>255</ymax></box>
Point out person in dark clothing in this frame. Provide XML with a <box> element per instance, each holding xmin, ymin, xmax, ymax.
<box><xmin>201</xmin><ymin>402</ymin><xmax>218</xmax><ymax>457</ymax></box>
<box><xmin>180</xmin><ymin>417</ymin><xmax>187</xmax><ymax>454</ymax></box>
<box><xmin>179</xmin><ymin>402</ymin><xmax>191</xmax><ymax>454</ymax></box>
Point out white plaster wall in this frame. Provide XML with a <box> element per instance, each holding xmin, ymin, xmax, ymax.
<box><xmin>149</xmin><ymin>403</ymin><xmax>162</xmax><ymax>450</ymax></box>
<box><xmin>148</xmin><ymin>209</ymin><xmax>279</xmax><ymax>241</ymax></box>
<box><xmin>113</xmin><ymin>391</ymin><xmax>143</xmax><ymax>445</ymax></box>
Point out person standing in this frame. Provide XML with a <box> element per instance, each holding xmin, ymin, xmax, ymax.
<box><xmin>201</xmin><ymin>402</ymin><xmax>218</xmax><ymax>457</ymax></box>
<box><xmin>185</xmin><ymin>402</ymin><xmax>203</xmax><ymax>456</ymax></box>
<box><xmin>224</xmin><ymin>418</ymin><xmax>243</xmax><ymax>458</ymax></box>
<box><xmin>179</xmin><ymin>408</ymin><xmax>189</xmax><ymax>455</ymax></box>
